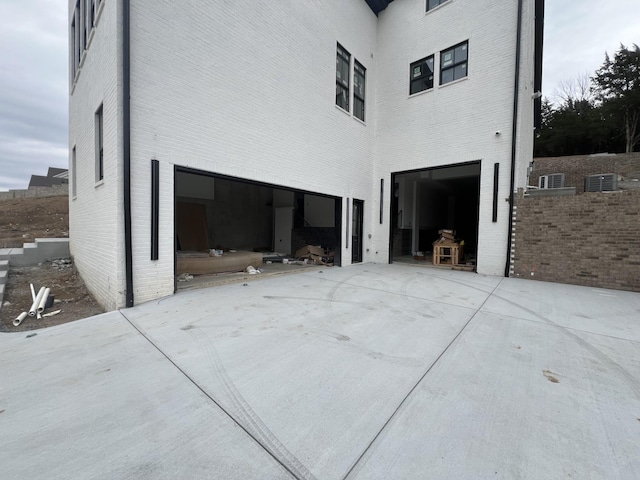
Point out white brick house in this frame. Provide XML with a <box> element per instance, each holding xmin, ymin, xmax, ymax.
<box><xmin>69</xmin><ymin>0</ymin><xmax>544</xmax><ymax>310</ymax></box>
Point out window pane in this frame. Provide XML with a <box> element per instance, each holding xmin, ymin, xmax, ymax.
<box><xmin>441</xmin><ymin>68</ymin><xmax>454</xmax><ymax>84</ymax></box>
<box><xmin>336</xmin><ymin>84</ymin><xmax>348</xmax><ymax>110</ymax></box>
<box><xmin>355</xmin><ymin>99</ymin><xmax>364</xmax><ymax>121</ymax></box>
<box><xmin>442</xmin><ymin>51</ymin><xmax>453</xmax><ymax>68</ymax></box>
<box><xmin>455</xmin><ymin>44</ymin><xmax>468</xmax><ymax>62</ymax></box>
<box><xmin>454</xmin><ymin>63</ymin><xmax>467</xmax><ymax>80</ymax></box>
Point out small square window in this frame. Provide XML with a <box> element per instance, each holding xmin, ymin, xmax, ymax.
<box><xmin>440</xmin><ymin>41</ymin><xmax>468</xmax><ymax>85</ymax></box>
<box><xmin>410</xmin><ymin>56</ymin><xmax>434</xmax><ymax>95</ymax></box>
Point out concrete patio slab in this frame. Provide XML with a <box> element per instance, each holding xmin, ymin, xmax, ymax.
<box><xmin>1</xmin><ymin>263</ymin><xmax>639</xmax><ymax>479</ymax></box>
<box><xmin>0</xmin><ymin>312</ymin><xmax>295</xmax><ymax>479</ymax></box>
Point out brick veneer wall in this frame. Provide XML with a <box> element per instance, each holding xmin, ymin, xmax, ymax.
<box><xmin>532</xmin><ymin>153</ymin><xmax>640</xmax><ymax>193</ymax></box>
<box><xmin>512</xmin><ymin>189</ymin><xmax>640</xmax><ymax>292</ymax></box>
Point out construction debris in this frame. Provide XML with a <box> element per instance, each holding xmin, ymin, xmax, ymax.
<box><xmin>177</xmin><ymin>273</ymin><xmax>194</xmax><ymax>282</ymax></box>
<box><xmin>432</xmin><ymin>229</ymin><xmax>464</xmax><ymax>266</ymax></box>
<box><xmin>295</xmin><ymin>245</ymin><xmax>334</xmax><ymax>266</ymax></box>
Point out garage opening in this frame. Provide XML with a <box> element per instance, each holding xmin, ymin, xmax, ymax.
<box><xmin>174</xmin><ymin>167</ymin><xmax>341</xmax><ymax>287</ymax></box>
<box><xmin>390</xmin><ymin>162</ymin><xmax>480</xmax><ymax>270</ymax></box>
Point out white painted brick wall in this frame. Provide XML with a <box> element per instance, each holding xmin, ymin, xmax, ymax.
<box><xmin>128</xmin><ymin>0</ymin><xmax>380</xmax><ymax>304</ymax></box>
<box><xmin>369</xmin><ymin>0</ymin><xmax>536</xmax><ymax>276</ymax></box>
<box><xmin>69</xmin><ymin>0</ymin><xmax>536</xmax><ymax>307</ymax></box>
<box><xmin>68</xmin><ymin>0</ymin><xmax>126</xmax><ymax>310</ymax></box>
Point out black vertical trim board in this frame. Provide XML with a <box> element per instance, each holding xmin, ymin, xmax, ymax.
<box><xmin>492</xmin><ymin>163</ymin><xmax>499</xmax><ymax>223</ymax></box>
<box><xmin>346</xmin><ymin>198</ymin><xmax>350</xmax><ymax>249</ymax></box>
<box><xmin>379</xmin><ymin>179</ymin><xmax>384</xmax><ymax>224</ymax></box>
<box><xmin>173</xmin><ymin>166</ymin><xmax>177</xmax><ymax>293</ymax></box>
<box><xmin>151</xmin><ymin>160</ymin><xmax>159</xmax><ymax>260</ymax></box>
<box><xmin>505</xmin><ymin>0</ymin><xmax>523</xmax><ymax>278</ymax></box>
<box><xmin>388</xmin><ymin>173</ymin><xmax>396</xmax><ymax>264</ymax></box>
<box><xmin>534</xmin><ymin>0</ymin><xmax>545</xmax><ymax>131</ymax></box>
<box><xmin>123</xmin><ymin>0</ymin><xmax>134</xmax><ymax>307</ymax></box>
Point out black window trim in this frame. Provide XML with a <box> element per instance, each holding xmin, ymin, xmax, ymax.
<box><xmin>409</xmin><ymin>55</ymin><xmax>435</xmax><ymax>96</ymax></box>
<box><xmin>440</xmin><ymin>40</ymin><xmax>469</xmax><ymax>86</ymax></box>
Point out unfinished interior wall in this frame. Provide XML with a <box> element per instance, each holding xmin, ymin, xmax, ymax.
<box><xmin>512</xmin><ymin>189</ymin><xmax>640</xmax><ymax>292</ymax></box>
<box><xmin>177</xmin><ymin>177</ymin><xmax>273</xmax><ymax>251</ymax></box>
<box><xmin>304</xmin><ymin>195</ymin><xmax>335</xmax><ymax>227</ymax></box>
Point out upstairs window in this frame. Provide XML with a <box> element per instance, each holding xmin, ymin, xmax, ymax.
<box><xmin>353</xmin><ymin>60</ymin><xmax>366</xmax><ymax>121</ymax></box>
<box><xmin>426</xmin><ymin>0</ymin><xmax>450</xmax><ymax>11</ymax></box>
<box><xmin>336</xmin><ymin>44</ymin><xmax>350</xmax><ymax>112</ymax></box>
<box><xmin>440</xmin><ymin>41</ymin><xmax>468</xmax><ymax>85</ymax></box>
<box><xmin>410</xmin><ymin>56</ymin><xmax>434</xmax><ymax>95</ymax></box>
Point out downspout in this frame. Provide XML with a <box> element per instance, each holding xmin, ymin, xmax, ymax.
<box><xmin>504</xmin><ymin>0</ymin><xmax>523</xmax><ymax>278</ymax></box>
<box><xmin>123</xmin><ymin>0</ymin><xmax>134</xmax><ymax>307</ymax></box>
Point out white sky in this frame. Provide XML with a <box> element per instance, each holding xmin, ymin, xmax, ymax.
<box><xmin>0</xmin><ymin>0</ymin><xmax>638</xmax><ymax>191</ymax></box>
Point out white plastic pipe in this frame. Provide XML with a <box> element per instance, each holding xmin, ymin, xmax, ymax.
<box><xmin>30</xmin><ymin>283</ymin><xmax>36</xmax><ymax>302</ymax></box>
<box><xmin>13</xmin><ymin>312</ymin><xmax>28</xmax><ymax>327</ymax></box>
<box><xmin>37</xmin><ymin>287</ymin><xmax>51</xmax><ymax>314</ymax></box>
<box><xmin>29</xmin><ymin>287</ymin><xmax>46</xmax><ymax>317</ymax></box>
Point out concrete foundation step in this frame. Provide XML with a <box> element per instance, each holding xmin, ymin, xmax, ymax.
<box><xmin>2</xmin><ymin>239</ymin><xmax>69</xmax><ymax>267</ymax></box>
<box><xmin>0</xmin><ymin>259</ymin><xmax>8</xmax><ymax>271</ymax></box>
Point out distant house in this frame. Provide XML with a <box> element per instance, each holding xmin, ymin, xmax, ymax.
<box><xmin>68</xmin><ymin>0</ymin><xmax>544</xmax><ymax>310</ymax></box>
<box><xmin>28</xmin><ymin>168</ymin><xmax>69</xmax><ymax>189</ymax></box>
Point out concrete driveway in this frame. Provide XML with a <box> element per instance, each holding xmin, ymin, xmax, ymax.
<box><xmin>1</xmin><ymin>263</ymin><xmax>639</xmax><ymax>479</ymax></box>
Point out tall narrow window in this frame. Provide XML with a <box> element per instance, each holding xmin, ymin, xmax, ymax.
<box><xmin>336</xmin><ymin>43</ymin><xmax>350</xmax><ymax>112</ymax></box>
<box><xmin>95</xmin><ymin>104</ymin><xmax>104</xmax><ymax>182</ymax></box>
<box><xmin>440</xmin><ymin>41</ymin><xmax>468</xmax><ymax>85</ymax></box>
<box><xmin>70</xmin><ymin>15</ymin><xmax>77</xmax><ymax>79</ymax></box>
<box><xmin>80</xmin><ymin>0</ymin><xmax>86</xmax><ymax>52</ymax></box>
<box><xmin>71</xmin><ymin>146</ymin><xmax>77</xmax><ymax>198</ymax></box>
<box><xmin>91</xmin><ymin>0</ymin><xmax>97</xmax><ymax>28</ymax></box>
<box><xmin>353</xmin><ymin>60</ymin><xmax>366</xmax><ymax>121</ymax></box>
<box><xmin>410</xmin><ymin>55</ymin><xmax>434</xmax><ymax>94</ymax></box>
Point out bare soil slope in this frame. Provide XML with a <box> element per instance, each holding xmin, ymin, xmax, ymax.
<box><xmin>1</xmin><ymin>195</ymin><xmax>104</xmax><ymax>331</ymax></box>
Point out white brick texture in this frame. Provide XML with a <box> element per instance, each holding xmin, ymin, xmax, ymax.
<box><xmin>69</xmin><ymin>0</ymin><xmax>536</xmax><ymax>308</ymax></box>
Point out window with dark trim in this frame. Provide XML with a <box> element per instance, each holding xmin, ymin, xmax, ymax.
<box><xmin>440</xmin><ymin>41</ymin><xmax>468</xmax><ymax>85</ymax></box>
<box><xmin>81</xmin><ymin>0</ymin><xmax>87</xmax><ymax>52</ymax></box>
<box><xmin>71</xmin><ymin>1</ymin><xmax>81</xmax><ymax>78</ymax></box>
<box><xmin>410</xmin><ymin>56</ymin><xmax>434</xmax><ymax>95</ymax></box>
<box><xmin>426</xmin><ymin>0</ymin><xmax>450</xmax><ymax>11</ymax></box>
<box><xmin>95</xmin><ymin>104</ymin><xmax>104</xmax><ymax>182</ymax></box>
<box><xmin>353</xmin><ymin>60</ymin><xmax>366</xmax><ymax>121</ymax></box>
<box><xmin>336</xmin><ymin>43</ymin><xmax>350</xmax><ymax>112</ymax></box>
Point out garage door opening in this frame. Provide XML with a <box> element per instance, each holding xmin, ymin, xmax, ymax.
<box><xmin>390</xmin><ymin>162</ymin><xmax>480</xmax><ymax>270</ymax></box>
<box><xmin>174</xmin><ymin>167</ymin><xmax>341</xmax><ymax>287</ymax></box>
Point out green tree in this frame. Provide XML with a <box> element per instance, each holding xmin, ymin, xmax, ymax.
<box><xmin>592</xmin><ymin>44</ymin><xmax>640</xmax><ymax>153</ymax></box>
<box><xmin>534</xmin><ymin>96</ymin><xmax>618</xmax><ymax>157</ymax></box>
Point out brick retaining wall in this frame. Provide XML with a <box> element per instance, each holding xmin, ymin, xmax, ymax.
<box><xmin>531</xmin><ymin>153</ymin><xmax>640</xmax><ymax>193</ymax></box>
<box><xmin>512</xmin><ymin>189</ymin><xmax>640</xmax><ymax>292</ymax></box>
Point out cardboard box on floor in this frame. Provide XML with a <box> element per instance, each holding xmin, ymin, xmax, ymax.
<box><xmin>295</xmin><ymin>245</ymin><xmax>324</xmax><ymax>258</ymax></box>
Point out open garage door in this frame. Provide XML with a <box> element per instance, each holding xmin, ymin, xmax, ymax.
<box><xmin>174</xmin><ymin>167</ymin><xmax>341</xmax><ymax>283</ymax></box>
<box><xmin>390</xmin><ymin>162</ymin><xmax>480</xmax><ymax>270</ymax></box>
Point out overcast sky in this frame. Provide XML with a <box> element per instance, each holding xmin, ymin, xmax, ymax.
<box><xmin>0</xmin><ymin>0</ymin><xmax>639</xmax><ymax>191</ymax></box>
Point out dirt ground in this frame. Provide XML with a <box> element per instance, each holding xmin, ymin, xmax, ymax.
<box><xmin>0</xmin><ymin>195</ymin><xmax>69</xmax><ymax>248</ymax></box>
<box><xmin>1</xmin><ymin>195</ymin><xmax>105</xmax><ymax>332</ymax></box>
